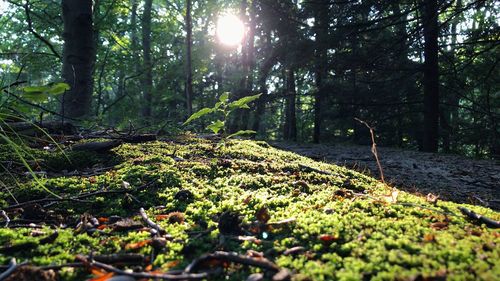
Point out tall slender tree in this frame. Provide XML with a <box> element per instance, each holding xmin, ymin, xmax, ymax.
<box><xmin>283</xmin><ymin>68</ymin><xmax>297</xmax><ymax>141</ymax></box>
<box><xmin>185</xmin><ymin>0</ymin><xmax>193</xmax><ymax>116</ymax></box>
<box><xmin>141</xmin><ymin>0</ymin><xmax>153</xmax><ymax>120</ymax></box>
<box><xmin>313</xmin><ymin>0</ymin><xmax>329</xmax><ymax>143</ymax></box>
<box><xmin>422</xmin><ymin>0</ymin><xmax>440</xmax><ymax>152</ymax></box>
<box><xmin>61</xmin><ymin>0</ymin><xmax>95</xmax><ymax>118</ymax></box>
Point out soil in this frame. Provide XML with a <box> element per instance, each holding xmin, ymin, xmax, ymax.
<box><xmin>274</xmin><ymin>142</ymin><xmax>500</xmax><ymax>210</ymax></box>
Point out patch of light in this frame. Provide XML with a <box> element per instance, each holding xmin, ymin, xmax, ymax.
<box><xmin>216</xmin><ymin>14</ymin><xmax>245</xmax><ymax>47</ymax></box>
<box><xmin>0</xmin><ymin>1</ymin><xmax>9</xmax><ymax>13</ymax></box>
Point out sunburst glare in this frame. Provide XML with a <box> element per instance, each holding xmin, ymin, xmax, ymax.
<box><xmin>216</xmin><ymin>14</ymin><xmax>245</xmax><ymax>46</ymax></box>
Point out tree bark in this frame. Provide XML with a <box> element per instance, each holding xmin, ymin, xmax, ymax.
<box><xmin>313</xmin><ymin>1</ymin><xmax>328</xmax><ymax>143</ymax></box>
<box><xmin>185</xmin><ymin>0</ymin><xmax>193</xmax><ymax>116</ymax></box>
<box><xmin>422</xmin><ymin>0</ymin><xmax>440</xmax><ymax>152</ymax></box>
<box><xmin>61</xmin><ymin>0</ymin><xmax>95</xmax><ymax>119</ymax></box>
<box><xmin>141</xmin><ymin>0</ymin><xmax>153</xmax><ymax>119</ymax></box>
<box><xmin>283</xmin><ymin>68</ymin><xmax>297</xmax><ymax>141</ymax></box>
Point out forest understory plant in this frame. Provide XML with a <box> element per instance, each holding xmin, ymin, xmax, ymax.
<box><xmin>183</xmin><ymin>92</ymin><xmax>261</xmax><ymax>142</ymax></box>
<box><xmin>0</xmin><ymin>81</ymin><xmax>70</xmax><ymax>198</ymax></box>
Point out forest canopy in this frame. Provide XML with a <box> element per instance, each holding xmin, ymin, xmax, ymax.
<box><xmin>0</xmin><ymin>0</ymin><xmax>498</xmax><ymax>157</ymax></box>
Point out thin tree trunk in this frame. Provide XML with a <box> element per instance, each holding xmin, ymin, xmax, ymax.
<box><xmin>422</xmin><ymin>0</ymin><xmax>440</xmax><ymax>152</ymax></box>
<box><xmin>313</xmin><ymin>1</ymin><xmax>328</xmax><ymax>143</ymax></box>
<box><xmin>141</xmin><ymin>0</ymin><xmax>153</xmax><ymax>119</ymax></box>
<box><xmin>283</xmin><ymin>68</ymin><xmax>297</xmax><ymax>141</ymax></box>
<box><xmin>185</xmin><ymin>0</ymin><xmax>193</xmax><ymax>116</ymax></box>
<box><xmin>61</xmin><ymin>0</ymin><xmax>95</xmax><ymax>119</ymax></box>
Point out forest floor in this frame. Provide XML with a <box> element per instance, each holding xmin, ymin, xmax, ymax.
<box><xmin>274</xmin><ymin>142</ymin><xmax>500</xmax><ymax>211</ymax></box>
<box><xmin>0</xmin><ymin>137</ymin><xmax>498</xmax><ymax>280</ymax></box>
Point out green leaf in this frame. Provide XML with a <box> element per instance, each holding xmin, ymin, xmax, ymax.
<box><xmin>21</xmin><ymin>82</ymin><xmax>70</xmax><ymax>102</ymax></box>
<box><xmin>229</xmin><ymin>94</ymin><xmax>262</xmax><ymax>110</ymax></box>
<box><xmin>206</xmin><ymin>120</ymin><xmax>225</xmax><ymax>134</ymax></box>
<box><xmin>183</xmin><ymin>107</ymin><xmax>214</xmax><ymax>125</ymax></box>
<box><xmin>46</xmin><ymin>83</ymin><xmax>70</xmax><ymax>95</ymax></box>
<box><xmin>22</xmin><ymin>92</ymin><xmax>49</xmax><ymax>102</ymax></box>
<box><xmin>227</xmin><ymin>130</ymin><xmax>256</xmax><ymax>139</ymax></box>
<box><xmin>219</xmin><ymin>92</ymin><xmax>230</xmax><ymax>103</ymax></box>
<box><xmin>22</xmin><ymin>86</ymin><xmax>47</xmax><ymax>93</ymax></box>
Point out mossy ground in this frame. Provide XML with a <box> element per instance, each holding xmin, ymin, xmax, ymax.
<box><xmin>0</xmin><ymin>138</ymin><xmax>498</xmax><ymax>280</ymax></box>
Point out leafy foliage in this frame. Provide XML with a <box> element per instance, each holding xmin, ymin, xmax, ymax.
<box><xmin>184</xmin><ymin>92</ymin><xmax>261</xmax><ymax>139</ymax></box>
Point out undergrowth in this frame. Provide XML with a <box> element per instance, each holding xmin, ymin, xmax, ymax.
<box><xmin>0</xmin><ymin>138</ymin><xmax>498</xmax><ymax>280</ymax></box>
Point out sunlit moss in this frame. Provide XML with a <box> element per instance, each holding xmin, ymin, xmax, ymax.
<box><xmin>0</xmin><ymin>138</ymin><xmax>498</xmax><ymax>280</ymax></box>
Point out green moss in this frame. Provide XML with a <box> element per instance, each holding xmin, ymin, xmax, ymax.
<box><xmin>0</xmin><ymin>139</ymin><xmax>498</xmax><ymax>280</ymax></box>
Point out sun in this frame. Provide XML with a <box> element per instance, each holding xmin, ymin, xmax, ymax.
<box><xmin>216</xmin><ymin>14</ymin><xmax>245</xmax><ymax>47</ymax></box>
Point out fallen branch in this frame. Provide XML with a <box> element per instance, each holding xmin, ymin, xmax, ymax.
<box><xmin>458</xmin><ymin>207</ymin><xmax>500</xmax><ymax>228</ymax></box>
<box><xmin>4</xmin><ymin>181</ymin><xmax>155</xmax><ymax>210</ymax></box>
<box><xmin>0</xmin><ymin>210</ymin><xmax>9</xmax><ymax>227</ymax></box>
<box><xmin>76</xmin><ymin>255</ymin><xmax>210</xmax><ymax>280</ymax></box>
<box><xmin>0</xmin><ymin>259</ymin><xmax>30</xmax><ymax>281</ymax></box>
<box><xmin>139</xmin><ymin>208</ymin><xmax>166</xmax><ymax>235</ymax></box>
<box><xmin>185</xmin><ymin>251</ymin><xmax>280</xmax><ymax>273</ymax></box>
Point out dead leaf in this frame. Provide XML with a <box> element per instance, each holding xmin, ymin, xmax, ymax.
<box><xmin>161</xmin><ymin>260</ymin><xmax>180</xmax><ymax>271</ymax></box>
<box><xmin>431</xmin><ymin>221</ymin><xmax>449</xmax><ymax>230</ymax></box>
<box><xmin>243</xmin><ymin>195</ymin><xmax>252</xmax><ymax>205</ymax></box>
<box><xmin>382</xmin><ymin>189</ymin><xmax>400</xmax><ymax>204</ymax></box>
<box><xmin>97</xmin><ymin>225</ymin><xmax>108</xmax><ymax>230</ymax></box>
<box><xmin>423</xmin><ymin>233</ymin><xmax>436</xmax><ymax>242</ymax></box>
<box><xmin>125</xmin><ymin>239</ymin><xmax>152</xmax><ymax>250</ymax></box>
<box><xmin>426</xmin><ymin>193</ymin><xmax>439</xmax><ymax>204</ymax></box>
<box><xmin>89</xmin><ymin>272</ymin><xmax>114</xmax><ymax>281</ymax></box>
<box><xmin>319</xmin><ymin>234</ymin><xmax>338</xmax><ymax>243</ymax></box>
<box><xmin>155</xmin><ymin>215</ymin><xmax>169</xmax><ymax>221</ymax></box>
<box><xmin>256</xmin><ymin>207</ymin><xmax>270</xmax><ymax>223</ymax></box>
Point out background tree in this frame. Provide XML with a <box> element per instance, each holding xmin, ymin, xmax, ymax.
<box><xmin>61</xmin><ymin>0</ymin><xmax>95</xmax><ymax>119</ymax></box>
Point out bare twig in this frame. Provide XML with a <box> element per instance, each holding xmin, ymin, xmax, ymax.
<box><xmin>76</xmin><ymin>255</ymin><xmax>210</xmax><ymax>280</ymax></box>
<box><xmin>139</xmin><ymin>208</ymin><xmax>166</xmax><ymax>235</ymax></box>
<box><xmin>354</xmin><ymin>118</ymin><xmax>385</xmax><ymax>183</ymax></box>
<box><xmin>458</xmin><ymin>207</ymin><xmax>500</xmax><ymax>228</ymax></box>
<box><xmin>4</xmin><ymin>181</ymin><xmax>155</xmax><ymax>210</ymax></box>
<box><xmin>0</xmin><ymin>259</ymin><xmax>28</xmax><ymax>281</ymax></box>
<box><xmin>185</xmin><ymin>251</ymin><xmax>280</xmax><ymax>273</ymax></box>
<box><xmin>0</xmin><ymin>210</ymin><xmax>10</xmax><ymax>227</ymax></box>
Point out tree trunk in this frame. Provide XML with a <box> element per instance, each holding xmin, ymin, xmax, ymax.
<box><xmin>61</xmin><ymin>0</ymin><xmax>95</xmax><ymax>119</ymax></box>
<box><xmin>230</xmin><ymin>0</ymin><xmax>256</xmax><ymax>132</ymax></box>
<box><xmin>252</xmin><ymin>29</ymin><xmax>274</xmax><ymax>133</ymax></box>
<box><xmin>185</xmin><ymin>0</ymin><xmax>193</xmax><ymax>117</ymax></box>
<box><xmin>141</xmin><ymin>0</ymin><xmax>153</xmax><ymax>119</ymax></box>
<box><xmin>313</xmin><ymin>1</ymin><xmax>328</xmax><ymax>143</ymax></box>
<box><xmin>422</xmin><ymin>0</ymin><xmax>440</xmax><ymax>152</ymax></box>
<box><xmin>283</xmin><ymin>68</ymin><xmax>297</xmax><ymax>141</ymax></box>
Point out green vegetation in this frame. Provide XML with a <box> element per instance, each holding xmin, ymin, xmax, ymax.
<box><xmin>0</xmin><ymin>138</ymin><xmax>498</xmax><ymax>280</ymax></box>
<box><xmin>184</xmin><ymin>92</ymin><xmax>261</xmax><ymax>139</ymax></box>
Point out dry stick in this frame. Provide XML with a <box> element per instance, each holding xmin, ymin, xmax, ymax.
<box><xmin>458</xmin><ymin>207</ymin><xmax>500</xmax><ymax>228</ymax></box>
<box><xmin>139</xmin><ymin>207</ymin><xmax>166</xmax><ymax>235</ymax></box>
<box><xmin>185</xmin><ymin>251</ymin><xmax>280</xmax><ymax>273</ymax></box>
<box><xmin>4</xmin><ymin>181</ymin><xmax>155</xmax><ymax>210</ymax></box>
<box><xmin>0</xmin><ymin>259</ymin><xmax>28</xmax><ymax>281</ymax></box>
<box><xmin>0</xmin><ymin>211</ymin><xmax>9</xmax><ymax>227</ymax></box>
<box><xmin>354</xmin><ymin>118</ymin><xmax>385</xmax><ymax>183</ymax></box>
<box><xmin>76</xmin><ymin>256</ymin><xmax>210</xmax><ymax>281</ymax></box>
